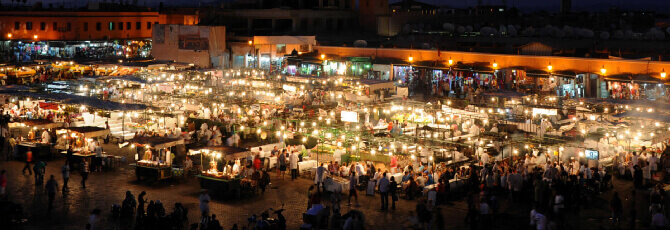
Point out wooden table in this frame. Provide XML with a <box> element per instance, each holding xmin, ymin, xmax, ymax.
<box><xmin>130</xmin><ymin>163</ymin><xmax>173</xmax><ymax>182</ymax></box>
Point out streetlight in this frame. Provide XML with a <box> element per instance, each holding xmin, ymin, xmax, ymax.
<box><xmin>248</xmin><ymin>40</ymin><xmax>253</xmax><ymax>45</ymax></box>
<box><xmin>6</xmin><ymin>33</ymin><xmax>11</xmax><ymax>38</ymax></box>
<box><xmin>33</xmin><ymin>35</ymin><xmax>38</xmax><ymax>40</ymax></box>
<box><xmin>448</xmin><ymin>57</ymin><xmax>453</xmax><ymax>65</ymax></box>
<box><xmin>492</xmin><ymin>60</ymin><xmax>498</xmax><ymax>69</ymax></box>
<box><xmin>600</xmin><ymin>65</ymin><xmax>606</xmax><ymax>75</ymax></box>
<box><xmin>320</xmin><ymin>54</ymin><xmax>325</xmax><ymax>59</ymax></box>
<box><xmin>547</xmin><ymin>62</ymin><xmax>553</xmax><ymax>71</ymax></box>
<box><xmin>408</xmin><ymin>55</ymin><xmax>413</xmax><ymax>62</ymax></box>
<box><xmin>661</xmin><ymin>69</ymin><xmax>666</xmax><ymax>79</ymax></box>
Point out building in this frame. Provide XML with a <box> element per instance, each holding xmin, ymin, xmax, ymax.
<box><xmin>228</xmin><ymin>35</ymin><xmax>315</xmax><ymax>70</ymax></box>
<box><xmin>151</xmin><ymin>24</ymin><xmax>226</xmax><ymax>68</ymax></box>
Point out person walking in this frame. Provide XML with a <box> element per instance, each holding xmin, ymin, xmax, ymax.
<box><xmin>22</xmin><ymin>149</ymin><xmax>33</xmax><ymax>175</ymax></box>
<box><xmin>33</xmin><ymin>160</ymin><xmax>46</xmax><ymax>185</ymax></box>
<box><xmin>348</xmin><ymin>172</ymin><xmax>359</xmax><ymax>206</ymax></box>
<box><xmin>289</xmin><ymin>151</ymin><xmax>299</xmax><ymax>180</ymax></box>
<box><xmin>137</xmin><ymin>191</ymin><xmax>147</xmax><ymax>219</ymax></box>
<box><xmin>199</xmin><ymin>189</ymin><xmax>211</xmax><ymax>217</ymax></box>
<box><xmin>389</xmin><ymin>176</ymin><xmax>398</xmax><ymax>210</ymax></box>
<box><xmin>61</xmin><ymin>160</ymin><xmax>70</xmax><ymax>192</ymax></box>
<box><xmin>45</xmin><ymin>175</ymin><xmax>58</xmax><ymax>210</ymax></box>
<box><xmin>260</xmin><ymin>169</ymin><xmax>270</xmax><ymax>194</ymax></box>
<box><xmin>81</xmin><ymin>158</ymin><xmax>89</xmax><ymax>188</ymax></box>
<box><xmin>277</xmin><ymin>149</ymin><xmax>287</xmax><ymax>179</ymax></box>
<box><xmin>378</xmin><ymin>172</ymin><xmax>390</xmax><ymax>210</ymax></box>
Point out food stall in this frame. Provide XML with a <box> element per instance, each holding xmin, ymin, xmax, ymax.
<box><xmin>128</xmin><ymin>136</ymin><xmax>184</xmax><ymax>182</ymax></box>
<box><xmin>56</xmin><ymin>126</ymin><xmax>111</xmax><ymax>168</ymax></box>
<box><xmin>190</xmin><ymin>146</ymin><xmax>253</xmax><ymax>198</ymax></box>
<box><xmin>11</xmin><ymin>119</ymin><xmax>60</xmax><ymax>161</ymax></box>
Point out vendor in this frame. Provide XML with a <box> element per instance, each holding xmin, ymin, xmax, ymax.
<box><xmin>41</xmin><ymin>129</ymin><xmax>51</xmax><ymax>144</ymax></box>
<box><xmin>144</xmin><ymin>148</ymin><xmax>153</xmax><ymax>161</ymax></box>
<box><xmin>28</xmin><ymin>129</ymin><xmax>35</xmax><ymax>140</ymax></box>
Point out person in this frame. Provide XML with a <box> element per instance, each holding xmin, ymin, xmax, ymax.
<box><xmin>88</xmin><ymin>209</ymin><xmax>101</xmax><ymax>230</ymax></box>
<box><xmin>61</xmin><ymin>160</ymin><xmax>70</xmax><ymax>192</ymax></box>
<box><xmin>199</xmin><ymin>189</ymin><xmax>211</xmax><ymax>217</ymax></box>
<box><xmin>66</xmin><ymin>145</ymin><xmax>74</xmax><ymax>170</ymax></box>
<box><xmin>389</xmin><ymin>176</ymin><xmax>398</xmax><ymax>209</ymax></box>
<box><xmin>260</xmin><ymin>169</ymin><xmax>270</xmax><ymax>193</ymax></box>
<box><xmin>22</xmin><ymin>149</ymin><xmax>33</xmax><ymax>175</ymax></box>
<box><xmin>289</xmin><ymin>151</ymin><xmax>299</xmax><ymax>180</ymax></box>
<box><xmin>348</xmin><ymin>172</ymin><xmax>359</xmax><ymax>206</ymax></box>
<box><xmin>378</xmin><ymin>172</ymin><xmax>390</xmax><ymax>210</ymax></box>
<box><xmin>43</xmin><ymin>175</ymin><xmax>58</xmax><ymax>210</ymax></box>
<box><xmin>94</xmin><ymin>144</ymin><xmax>103</xmax><ymax>172</ymax></box>
<box><xmin>611</xmin><ymin>191</ymin><xmax>622</xmax><ymax>226</ymax></box>
<box><xmin>122</xmin><ymin>191</ymin><xmax>137</xmax><ymax>219</ymax></box>
<box><xmin>315</xmin><ymin>163</ymin><xmax>327</xmax><ymax>193</ymax></box>
<box><xmin>0</xmin><ymin>173</ymin><xmax>5</xmax><ymax>198</ymax></box>
<box><xmin>278</xmin><ymin>149</ymin><xmax>287</xmax><ymax>180</ymax></box>
<box><xmin>209</xmin><ymin>214</ymin><xmax>223</xmax><ymax>230</ymax></box>
<box><xmin>137</xmin><ymin>191</ymin><xmax>147</xmax><ymax>218</ymax></box>
<box><xmin>34</xmin><ymin>160</ymin><xmax>47</xmax><ymax>184</ymax></box>
<box><xmin>7</xmin><ymin>135</ymin><xmax>15</xmax><ymax>161</ymax></box>
<box><xmin>253</xmin><ymin>155</ymin><xmax>261</xmax><ymax>171</ymax></box>
<box><xmin>81</xmin><ymin>158</ymin><xmax>89</xmax><ymax>188</ymax></box>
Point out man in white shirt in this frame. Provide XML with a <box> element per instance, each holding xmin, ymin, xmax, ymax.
<box><xmin>289</xmin><ymin>151</ymin><xmax>299</xmax><ymax>180</ymax></box>
<box><xmin>355</xmin><ymin>162</ymin><xmax>365</xmax><ymax>181</ymax></box>
<box><xmin>480</xmin><ymin>152</ymin><xmax>490</xmax><ymax>166</ymax></box>
<box><xmin>649</xmin><ymin>153</ymin><xmax>659</xmax><ymax>173</ymax></box>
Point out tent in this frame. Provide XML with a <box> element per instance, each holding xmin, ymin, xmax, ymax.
<box><xmin>0</xmin><ymin>91</ymin><xmax>150</xmax><ymax>111</ymax></box>
<box><xmin>58</xmin><ymin>126</ymin><xmax>110</xmax><ymax>138</ymax></box>
<box><xmin>9</xmin><ymin>119</ymin><xmax>61</xmax><ymax>129</ymax></box>
<box><xmin>351</xmin><ymin>79</ymin><xmax>395</xmax><ymax>92</ymax></box>
<box><xmin>612</xmin><ymin>111</ymin><xmax>670</xmax><ymax>123</ymax></box>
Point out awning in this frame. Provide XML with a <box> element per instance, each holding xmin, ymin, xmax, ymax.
<box><xmin>9</xmin><ymin>119</ymin><xmax>61</xmax><ymax>129</ymax></box>
<box><xmin>128</xmin><ymin>136</ymin><xmax>184</xmax><ymax>149</ymax></box>
<box><xmin>188</xmin><ymin>146</ymin><xmax>251</xmax><ymax>160</ymax></box>
<box><xmin>59</xmin><ymin>126</ymin><xmax>110</xmax><ymax>138</ymax></box>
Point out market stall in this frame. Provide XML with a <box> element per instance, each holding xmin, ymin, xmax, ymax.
<box><xmin>189</xmin><ymin>146</ymin><xmax>253</xmax><ymax>198</ymax></box>
<box><xmin>128</xmin><ymin>136</ymin><xmax>184</xmax><ymax>182</ymax></box>
<box><xmin>56</xmin><ymin>126</ymin><xmax>111</xmax><ymax>168</ymax></box>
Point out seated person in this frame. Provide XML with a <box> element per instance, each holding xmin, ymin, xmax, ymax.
<box><xmin>306</xmin><ymin>203</ymin><xmax>325</xmax><ymax>216</ymax></box>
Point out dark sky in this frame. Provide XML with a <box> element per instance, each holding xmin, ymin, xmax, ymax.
<box><xmin>26</xmin><ymin>0</ymin><xmax>670</xmax><ymax>13</ymax></box>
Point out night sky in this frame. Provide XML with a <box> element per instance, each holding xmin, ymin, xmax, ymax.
<box><xmin>18</xmin><ymin>0</ymin><xmax>670</xmax><ymax>12</ymax></box>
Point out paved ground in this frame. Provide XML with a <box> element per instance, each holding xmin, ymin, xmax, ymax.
<box><xmin>0</xmin><ymin>144</ymin><xmax>661</xmax><ymax>230</ymax></box>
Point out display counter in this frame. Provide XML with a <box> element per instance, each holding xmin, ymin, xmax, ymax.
<box><xmin>195</xmin><ymin>174</ymin><xmax>246</xmax><ymax>199</ymax></box>
<box><xmin>130</xmin><ymin>163</ymin><xmax>173</xmax><ymax>182</ymax></box>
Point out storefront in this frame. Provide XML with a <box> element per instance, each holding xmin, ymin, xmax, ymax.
<box><xmin>605</xmin><ymin>74</ymin><xmax>668</xmax><ymax>100</ymax></box>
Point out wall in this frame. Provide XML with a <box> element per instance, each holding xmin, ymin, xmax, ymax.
<box><xmin>0</xmin><ymin>11</ymin><xmax>159</xmax><ymax>41</ymax></box>
<box><xmin>314</xmin><ymin>46</ymin><xmax>670</xmax><ymax>76</ymax></box>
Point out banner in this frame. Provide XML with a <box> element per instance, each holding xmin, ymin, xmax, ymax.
<box><xmin>39</xmin><ymin>102</ymin><xmax>59</xmax><ymax>110</ymax></box>
<box><xmin>178</xmin><ymin>26</ymin><xmax>209</xmax><ymax>50</ymax></box>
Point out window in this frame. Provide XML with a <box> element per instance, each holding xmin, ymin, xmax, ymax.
<box><xmin>40</xmin><ymin>22</ymin><xmax>46</xmax><ymax>31</ymax></box>
<box><xmin>127</xmin><ymin>22</ymin><xmax>131</xmax><ymax>30</ymax></box>
<box><xmin>154</xmin><ymin>21</ymin><xmax>158</xmax><ymax>25</ymax></box>
<box><xmin>109</xmin><ymin>22</ymin><xmax>114</xmax><ymax>31</ymax></box>
<box><xmin>136</xmin><ymin>22</ymin><xmax>141</xmax><ymax>30</ymax></box>
<box><xmin>118</xmin><ymin>22</ymin><xmax>123</xmax><ymax>30</ymax></box>
<box><xmin>67</xmin><ymin>22</ymin><xmax>71</xmax><ymax>31</ymax></box>
<box><xmin>146</xmin><ymin>22</ymin><xmax>151</xmax><ymax>30</ymax></box>
<box><xmin>53</xmin><ymin>22</ymin><xmax>57</xmax><ymax>31</ymax></box>
<box><xmin>96</xmin><ymin>22</ymin><xmax>101</xmax><ymax>31</ymax></box>
<box><xmin>83</xmin><ymin>22</ymin><xmax>88</xmax><ymax>32</ymax></box>
<box><xmin>26</xmin><ymin>22</ymin><xmax>32</xmax><ymax>30</ymax></box>
<box><xmin>276</xmin><ymin>44</ymin><xmax>286</xmax><ymax>54</ymax></box>
<box><xmin>14</xmin><ymin>22</ymin><xmax>19</xmax><ymax>30</ymax></box>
